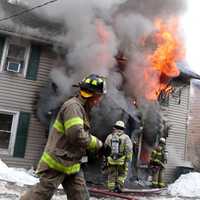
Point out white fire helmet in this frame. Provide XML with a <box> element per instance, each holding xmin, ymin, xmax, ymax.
<box><xmin>115</xmin><ymin>120</ymin><xmax>125</xmax><ymax>129</ymax></box>
<box><xmin>159</xmin><ymin>137</ymin><xmax>166</xmax><ymax>145</ymax></box>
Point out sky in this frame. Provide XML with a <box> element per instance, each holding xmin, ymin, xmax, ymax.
<box><xmin>182</xmin><ymin>0</ymin><xmax>200</xmax><ymax>75</ymax></box>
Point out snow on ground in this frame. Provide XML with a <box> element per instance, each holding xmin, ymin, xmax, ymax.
<box><xmin>1</xmin><ymin>159</ymin><xmax>200</xmax><ymax>199</ymax></box>
<box><xmin>0</xmin><ymin>159</ymin><xmax>38</xmax><ymax>186</ymax></box>
<box><xmin>168</xmin><ymin>172</ymin><xmax>200</xmax><ymax>198</ymax></box>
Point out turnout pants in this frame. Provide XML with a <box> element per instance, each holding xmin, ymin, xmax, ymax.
<box><xmin>152</xmin><ymin>167</ymin><xmax>165</xmax><ymax>188</ymax></box>
<box><xmin>107</xmin><ymin>164</ymin><xmax>128</xmax><ymax>191</ymax></box>
<box><xmin>20</xmin><ymin>169</ymin><xmax>89</xmax><ymax>200</ymax></box>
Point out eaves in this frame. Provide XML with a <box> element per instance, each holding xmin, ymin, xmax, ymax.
<box><xmin>0</xmin><ymin>26</ymin><xmax>64</xmax><ymax>47</ymax></box>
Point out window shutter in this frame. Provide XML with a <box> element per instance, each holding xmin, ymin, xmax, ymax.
<box><xmin>26</xmin><ymin>44</ymin><xmax>41</xmax><ymax>80</ymax></box>
<box><xmin>13</xmin><ymin>112</ymin><xmax>31</xmax><ymax>158</ymax></box>
<box><xmin>0</xmin><ymin>35</ymin><xmax>5</xmax><ymax>61</ymax></box>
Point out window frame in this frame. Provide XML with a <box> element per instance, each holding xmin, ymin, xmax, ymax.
<box><xmin>0</xmin><ymin>37</ymin><xmax>31</xmax><ymax>77</ymax></box>
<box><xmin>0</xmin><ymin>109</ymin><xmax>19</xmax><ymax>155</ymax></box>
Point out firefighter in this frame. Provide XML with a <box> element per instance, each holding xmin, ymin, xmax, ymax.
<box><xmin>149</xmin><ymin>137</ymin><xmax>167</xmax><ymax>188</ymax></box>
<box><xmin>20</xmin><ymin>74</ymin><xmax>106</xmax><ymax>200</ymax></box>
<box><xmin>104</xmin><ymin>120</ymin><xmax>133</xmax><ymax>192</ymax></box>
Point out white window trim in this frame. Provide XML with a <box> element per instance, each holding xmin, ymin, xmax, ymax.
<box><xmin>0</xmin><ymin>109</ymin><xmax>20</xmax><ymax>156</ymax></box>
<box><xmin>0</xmin><ymin>38</ymin><xmax>31</xmax><ymax>77</ymax></box>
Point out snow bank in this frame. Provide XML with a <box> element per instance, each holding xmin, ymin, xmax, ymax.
<box><xmin>168</xmin><ymin>172</ymin><xmax>200</xmax><ymax>197</ymax></box>
<box><xmin>0</xmin><ymin>159</ymin><xmax>39</xmax><ymax>186</ymax></box>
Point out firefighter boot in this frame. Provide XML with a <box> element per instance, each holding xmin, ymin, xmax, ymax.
<box><xmin>114</xmin><ymin>184</ymin><xmax>122</xmax><ymax>193</ymax></box>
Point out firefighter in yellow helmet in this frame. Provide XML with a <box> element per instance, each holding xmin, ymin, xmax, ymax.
<box><xmin>104</xmin><ymin>120</ymin><xmax>133</xmax><ymax>192</ymax></box>
<box><xmin>149</xmin><ymin>137</ymin><xmax>167</xmax><ymax>188</ymax></box>
<box><xmin>20</xmin><ymin>74</ymin><xmax>106</xmax><ymax>200</ymax></box>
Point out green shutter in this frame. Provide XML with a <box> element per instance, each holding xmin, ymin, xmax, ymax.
<box><xmin>0</xmin><ymin>35</ymin><xmax>5</xmax><ymax>61</ymax></box>
<box><xmin>26</xmin><ymin>44</ymin><xmax>41</xmax><ymax>80</ymax></box>
<box><xmin>13</xmin><ymin>112</ymin><xmax>31</xmax><ymax>158</ymax></box>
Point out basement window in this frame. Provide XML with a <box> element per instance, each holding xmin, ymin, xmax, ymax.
<box><xmin>0</xmin><ymin>38</ymin><xmax>30</xmax><ymax>76</ymax></box>
<box><xmin>0</xmin><ymin>110</ymin><xmax>19</xmax><ymax>155</ymax></box>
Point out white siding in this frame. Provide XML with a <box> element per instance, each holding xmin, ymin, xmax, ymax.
<box><xmin>0</xmin><ymin>46</ymin><xmax>56</xmax><ymax>168</ymax></box>
<box><xmin>187</xmin><ymin>79</ymin><xmax>200</xmax><ymax>169</ymax></box>
<box><xmin>161</xmin><ymin>82</ymin><xmax>190</xmax><ymax>182</ymax></box>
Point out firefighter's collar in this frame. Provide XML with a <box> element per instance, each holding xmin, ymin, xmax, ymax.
<box><xmin>113</xmin><ymin>129</ymin><xmax>124</xmax><ymax>136</ymax></box>
<box><xmin>77</xmin><ymin>95</ymin><xmax>87</xmax><ymax>106</ymax></box>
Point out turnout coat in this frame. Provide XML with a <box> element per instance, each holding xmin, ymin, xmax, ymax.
<box><xmin>37</xmin><ymin>96</ymin><xmax>102</xmax><ymax>175</ymax></box>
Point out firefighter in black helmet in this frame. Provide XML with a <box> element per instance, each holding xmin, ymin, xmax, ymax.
<box><xmin>79</xmin><ymin>74</ymin><xmax>106</xmax><ymax>96</ymax></box>
<box><xmin>20</xmin><ymin>74</ymin><xmax>106</xmax><ymax>200</ymax></box>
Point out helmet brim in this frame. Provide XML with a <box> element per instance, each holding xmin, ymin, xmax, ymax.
<box><xmin>80</xmin><ymin>90</ymin><xmax>93</xmax><ymax>98</ymax></box>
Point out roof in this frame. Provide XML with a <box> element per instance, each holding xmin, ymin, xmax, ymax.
<box><xmin>176</xmin><ymin>61</ymin><xmax>200</xmax><ymax>81</ymax></box>
<box><xmin>0</xmin><ymin>0</ymin><xmax>66</xmax><ymax>44</ymax></box>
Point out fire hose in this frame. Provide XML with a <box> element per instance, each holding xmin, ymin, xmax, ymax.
<box><xmin>88</xmin><ymin>187</ymin><xmax>138</xmax><ymax>200</ymax></box>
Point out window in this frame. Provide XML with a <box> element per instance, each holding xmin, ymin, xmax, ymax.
<box><xmin>0</xmin><ymin>38</ymin><xmax>30</xmax><ymax>77</ymax></box>
<box><xmin>0</xmin><ymin>110</ymin><xmax>19</xmax><ymax>155</ymax></box>
<box><xmin>0</xmin><ymin>113</ymin><xmax>13</xmax><ymax>149</ymax></box>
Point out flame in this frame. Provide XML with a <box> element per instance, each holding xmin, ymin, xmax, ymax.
<box><xmin>95</xmin><ymin>19</ymin><xmax>111</xmax><ymax>68</ymax></box>
<box><xmin>144</xmin><ymin>18</ymin><xmax>185</xmax><ymax>100</ymax></box>
<box><xmin>96</xmin><ymin>19</ymin><xmax>110</xmax><ymax>44</ymax></box>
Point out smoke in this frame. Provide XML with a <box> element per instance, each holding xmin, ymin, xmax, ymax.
<box><xmin>112</xmin><ymin>0</ymin><xmax>186</xmax><ymax>104</ymax></box>
<box><xmin>90</xmin><ymin>70</ymin><xmax>139</xmax><ymax>139</ymax></box>
<box><xmin>115</xmin><ymin>0</ymin><xmax>186</xmax><ymax>18</ymax></box>
<box><xmin>0</xmin><ymin>4</ymin><xmax>5</xmax><ymax>15</ymax></box>
<box><xmin>66</xmin><ymin>20</ymin><xmax>118</xmax><ymax>76</ymax></box>
<box><xmin>2</xmin><ymin>0</ymin><xmax>187</xmax><ymax>138</ymax></box>
<box><xmin>36</xmin><ymin>68</ymin><xmax>73</xmax><ymax>126</ymax></box>
<box><xmin>114</xmin><ymin>13</ymin><xmax>154</xmax><ymax>56</ymax></box>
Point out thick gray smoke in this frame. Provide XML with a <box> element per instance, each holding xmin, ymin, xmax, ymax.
<box><xmin>111</xmin><ymin>1</ymin><xmax>186</xmax><ymax>145</ymax></box>
<box><xmin>3</xmin><ymin>0</ymin><xmax>187</xmax><ymax>139</ymax></box>
<box><xmin>116</xmin><ymin>0</ymin><xmax>186</xmax><ymax>18</ymax></box>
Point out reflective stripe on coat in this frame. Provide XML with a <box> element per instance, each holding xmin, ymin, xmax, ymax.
<box><xmin>37</xmin><ymin>96</ymin><xmax>101</xmax><ymax>174</ymax></box>
<box><xmin>104</xmin><ymin>129</ymin><xmax>133</xmax><ymax>165</ymax></box>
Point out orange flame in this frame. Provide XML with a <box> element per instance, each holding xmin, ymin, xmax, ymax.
<box><xmin>95</xmin><ymin>19</ymin><xmax>111</xmax><ymax>67</ymax></box>
<box><xmin>144</xmin><ymin>18</ymin><xmax>185</xmax><ymax>100</ymax></box>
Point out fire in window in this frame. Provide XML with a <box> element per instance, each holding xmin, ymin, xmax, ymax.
<box><xmin>0</xmin><ymin>113</ymin><xmax>13</xmax><ymax>149</ymax></box>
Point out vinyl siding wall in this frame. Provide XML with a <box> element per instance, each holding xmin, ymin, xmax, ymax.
<box><xmin>161</xmin><ymin>81</ymin><xmax>190</xmax><ymax>182</ymax></box>
<box><xmin>187</xmin><ymin>79</ymin><xmax>200</xmax><ymax>169</ymax></box>
<box><xmin>0</xmin><ymin>46</ymin><xmax>55</xmax><ymax>168</ymax></box>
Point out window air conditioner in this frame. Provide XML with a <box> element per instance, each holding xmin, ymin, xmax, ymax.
<box><xmin>6</xmin><ymin>62</ymin><xmax>21</xmax><ymax>73</ymax></box>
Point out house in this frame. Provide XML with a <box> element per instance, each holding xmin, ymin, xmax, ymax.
<box><xmin>187</xmin><ymin>79</ymin><xmax>200</xmax><ymax>169</ymax></box>
<box><xmin>0</xmin><ymin>0</ymin><xmax>200</xmax><ymax>184</ymax></box>
<box><xmin>0</xmin><ymin>0</ymin><xmax>63</xmax><ymax>168</ymax></box>
<box><xmin>160</xmin><ymin>63</ymin><xmax>200</xmax><ymax>182</ymax></box>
